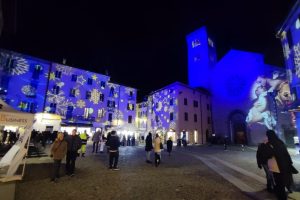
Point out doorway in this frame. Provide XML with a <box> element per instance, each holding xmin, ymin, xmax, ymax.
<box><xmin>228</xmin><ymin>110</ymin><xmax>248</xmax><ymax>145</ymax></box>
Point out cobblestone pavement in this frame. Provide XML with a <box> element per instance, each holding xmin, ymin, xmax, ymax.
<box><xmin>15</xmin><ymin>144</ymin><xmax>300</xmax><ymax>200</ymax></box>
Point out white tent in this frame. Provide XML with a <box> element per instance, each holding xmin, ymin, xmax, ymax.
<box><xmin>0</xmin><ymin>99</ymin><xmax>34</xmax><ymax>182</ymax></box>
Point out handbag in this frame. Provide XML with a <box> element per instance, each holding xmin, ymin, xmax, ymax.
<box><xmin>291</xmin><ymin>165</ymin><xmax>298</xmax><ymax>174</ymax></box>
<box><xmin>160</xmin><ymin>142</ymin><xmax>163</xmax><ymax>149</ymax></box>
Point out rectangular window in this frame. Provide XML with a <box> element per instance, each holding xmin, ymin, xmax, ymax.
<box><xmin>207</xmin><ymin>104</ymin><xmax>210</xmax><ymax>110</ymax></box>
<box><xmin>155</xmin><ymin>115</ymin><xmax>159</xmax><ymax>122</ymax></box>
<box><xmin>170</xmin><ymin>99</ymin><xmax>173</xmax><ymax>106</ymax></box>
<box><xmin>32</xmin><ymin>65</ymin><xmax>42</xmax><ymax>79</ymax></box>
<box><xmin>170</xmin><ymin>112</ymin><xmax>174</xmax><ymax>121</ymax></box>
<box><xmin>129</xmin><ymin>91</ymin><xmax>133</xmax><ymax>97</ymax></box>
<box><xmin>66</xmin><ymin>106</ymin><xmax>74</xmax><ymax>119</ymax></box>
<box><xmin>84</xmin><ymin>108</ymin><xmax>91</xmax><ymax>119</ymax></box>
<box><xmin>108</xmin><ymin>113</ymin><xmax>113</xmax><ymax>122</ymax></box>
<box><xmin>69</xmin><ymin>88</ymin><xmax>76</xmax><ymax>97</ymax></box>
<box><xmin>55</xmin><ymin>71</ymin><xmax>62</xmax><ymax>78</ymax></box>
<box><xmin>193</xmin><ymin>100</ymin><xmax>198</xmax><ymax>108</ymax></box>
<box><xmin>87</xmin><ymin>78</ymin><xmax>93</xmax><ymax>85</ymax></box>
<box><xmin>86</xmin><ymin>91</ymin><xmax>91</xmax><ymax>99</ymax></box>
<box><xmin>109</xmin><ymin>87</ymin><xmax>114</xmax><ymax>97</ymax></box>
<box><xmin>184</xmin><ymin>98</ymin><xmax>187</xmax><ymax>105</ymax></box>
<box><xmin>128</xmin><ymin>115</ymin><xmax>132</xmax><ymax>124</ymax></box>
<box><xmin>53</xmin><ymin>85</ymin><xmax>60</xmax><ymax>94</ymax></box>
<box><xmin>127</xmin><ymin>103</ymin><xmax>134</xmax><ymax>111</ymax></box>
<box><xmin>194</xmin><ymin>114</ymin><xmax>197</xmax><ymax>122</ymax></box>
<box><xmin>97</xmin><ymin>109</ymin><xmax>104</xmax><ymax>118</ymax></box>
<box><xmin>184</xmin><ymin>112</ymin><xmax>188</xmax><ymax>121</ymax></box>
<box><xmin>208</xmin><ymin>116</ymin><xmax>211</xmax><ymax>124</ymax></box>
<box><xmin>71</xmin><ymin>74</ymin><xmax>77</xmax><ymax>82</ymax></box>
<box><xmin>99</xmin><ymin>93</ymin><xmax>104</xmax><ymax>102</ymax></box>
<box><xmin>100</xmin><ymin>81</ymin><xmax>106</xmax><ymax>89</ymax></box>
<box><xmin>107</xmin><ymin>100</ymin><xmax>115</xmax><ymax>108</ymax></box>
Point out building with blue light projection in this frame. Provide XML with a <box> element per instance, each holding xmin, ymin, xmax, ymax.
<box><xmin>0</xmin><ymin>49</ymin><xmax>137</xmax><ymax>135</ymax></box>
<box><xmin>138</xmin><ymin>82</ymin><xmax>212</xmax><ymax>144</ymax></box>
<box><xmin>277</xmin><ymin>0</ymin><xmax>300</xmax><ymax>143</ymax></box>
<box><xmin>187</xmin><ymin>27</ymin><xmax>295</xmax><ymax>145</ymax></box>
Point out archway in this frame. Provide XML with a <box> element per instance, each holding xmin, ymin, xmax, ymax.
<box><xmin>228</xmin><ymin>110</ymin><xmax>248</xmax><ymax>145</ymax></box>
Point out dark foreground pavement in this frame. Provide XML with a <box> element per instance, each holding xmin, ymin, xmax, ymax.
<box><xmin>15</xmin><ymin>144</ymin><xmax>300</xmax><ymax>200</ymax></box>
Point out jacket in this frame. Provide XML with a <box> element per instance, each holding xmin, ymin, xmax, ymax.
<box><xmin>256</xmin><ymin>143</ymin><xmax>270</xmax><ymax>168</ymax></box>
<box><xmin>51</xmin><ymin>140</ymin><xmax>68</xmax><ymax>160</ymax></box>
<box><xmin>154</xmin><ymin>137</ymin><xmax>161</xmax><ymax>153</ymax></box>
<box><xmin>65</xmin><ymin>135</ymin><xmax>82</xmax><ymax>152</ymax></box>
<box><xmin>92</xmin><ymin>131</ymin><xmax>101</xmax><ymax>142</ymax></box>
<box><xmin>107</xmin><ymin>135</ymin><xmax>120</xmax><ymax>151</ymax></box>
<box><xmin>145</xmin><ymin>135</ymin><xmax>153</xmax><ymax>151</ymax></box>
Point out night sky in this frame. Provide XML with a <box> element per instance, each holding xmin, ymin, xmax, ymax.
<box><xmin>0</xmin><ymin>0</ymin><xmax>296</xmax><ymax>101</ymax></box>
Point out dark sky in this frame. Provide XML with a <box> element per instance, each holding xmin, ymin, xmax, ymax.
<box><xmin>0</xmin><ymin>0</ymin><xmax>296</xmax><ymax>101</ymax></box>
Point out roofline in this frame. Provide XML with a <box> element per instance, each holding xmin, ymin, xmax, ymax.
<box><xmin>0</xmin><ymin>48</ymin><xmax>110</xmax><ymax>80</ymax></box>
<box><xmin>276</xmin><ymin>0</ymin><xmax>300</xmax><ymax>38</ymax></box>
<box><xmin>149</xmin><ymin>81</ymin><xmax>211</xmax><ymax>96</ymax></box>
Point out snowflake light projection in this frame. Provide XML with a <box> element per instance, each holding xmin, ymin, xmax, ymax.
<box><xmin>56</xmin><ymin>82</ymin><xmax>65</xmax><ymax>87</ymax></box>
<box><xmin>294</xmin><ymin>42</ymin><xmax>300</xmax><ymax>78</ymax></box>
<box><xmin>169</xmin><ymin>121</ymin><xmax>176</xmax><ymax>130</ymax></box>
<box><xmin>55</xmin><ymin>64</ymin><xmax>73</xmax><ymax>76</ymax></box>
<box><xmin>47</xmin><ymin>90</ymin><xmax>75</xmax><ymax>115</ymax></box>
<box><xmin>47</xmin><ymin>90</ymin><xmax>65</xmax><ymax>103</ymax></box>
<box><xmin>21</xmin><ymin>85</ymin><xmax>36</xmax><ymax>96</ymax></box>
<box><xmin>90</xmin><ymin>89</ymin><xmax>100</xmax><ymax>104</ymax></box>
<box><xmin>0</xmin><ymin>53</ymin><xmax>29</xmax><ymax>75</ymax></box>
<box><xmin>76</xmin><ymin>100</ymin><xmax>86</xmax><ymax>108</ymax></box>
<box><xmin>113</xmin><ymin>110</ymin><xmax>124</xmax><ymax>120</ymax></box>
<box><xmin>92</xmin><ymin>74</ymin><xmax>98</xmax><ymax>80</ymax></box>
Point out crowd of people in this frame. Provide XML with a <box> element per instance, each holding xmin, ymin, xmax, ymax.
<box><xmin>49</xmin><ymin>129</ymin><xmax>173</xmax><ymax>182</ymax></box>
<box><xmin>0</xmin><ymin>130</ymin><xmax>19</xmax><ymax>145</ymax></box>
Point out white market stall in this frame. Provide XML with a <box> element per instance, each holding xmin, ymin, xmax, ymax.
<box><xmin>0</xmin><ymin>99</ymin><xmax>34</xmax><ymax>182</ymax></box>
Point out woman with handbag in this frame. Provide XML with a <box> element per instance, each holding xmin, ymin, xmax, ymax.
<box><xmin>153</xmin><ymin>133</ymin><xmax>162</xmax><ymax>167</ymax></box>
<box><xmin>50</xmin><ymin>132</ymin><xmax>68</xmax><ymax>182</ymax></box>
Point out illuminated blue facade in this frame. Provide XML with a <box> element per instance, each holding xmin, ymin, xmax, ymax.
<box><xmin>0</xmin><ymin>49</ymin><xmax>137</xmax><ymax>131</ymax></box>
<box><xmin>187</xmin><ymin>27</ymin><xmax>295</xmax><ymax>145</ymax></box>
<box><xmin>186</xmin><ymin>26</ymin><xmax>217</xmax><ymax>88</ymax></box>
<box><xmin>277</xmin><ymin>0</ymin><xmax>300</xmax><ymax>141</ymax></box>
<box><xmin>0</xmin><ymin>49</ymin><xmax>50</xmax><ymax>113</ymax></box>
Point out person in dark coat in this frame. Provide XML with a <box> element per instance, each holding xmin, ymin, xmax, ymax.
<box><xmin>106</xmin><ymin>130</ymin><xmax>121</xmax><ymax>170</ymax></box>
<box><xmin>145</xmin><ymin>132</ymin><xmax>153</xmax><ymax>163</ymax></box>
<box><xmin>65</xmin><ymin>129</ymin><xmax>82</xmax><ymax>176</ymax></box>
<box><xmin>265</xmin><ymin>130</ymin><xmax>295</xmax><ymax>200</ymax></box>
<box><xmin>256</xmin><ymin>140</ymin><xmax>275</xmax><ymax>192</ymax></box>
<box><xmin>166</xmin><ymin>137</ymin><xmax>173</xmax><ymax>156</ymax></box>
<box><xmin>92</xmin><ymin>130</ymin><xmax>101</xmax><ymax>153</ymax></box>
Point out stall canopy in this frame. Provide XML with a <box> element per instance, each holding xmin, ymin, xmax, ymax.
<box><xmin>0</xmin><ymin>99</ymin><xmax>34</xmax><ymax>127</ymax></box>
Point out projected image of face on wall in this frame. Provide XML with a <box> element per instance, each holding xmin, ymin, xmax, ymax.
<box><xmin>246</xmin><ymin>71</ymin><xmax>294</xmax><ymax>129</ymax></box>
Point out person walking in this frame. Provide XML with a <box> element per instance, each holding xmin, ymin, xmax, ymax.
<box><xmin>50</xmin><ymin>132</ymin><xmax>67</xmax><ymax>182</ymax></box>
<box><xmin>154</xmin><ymin>133</ymin><xmax>162</xmax><ymax>167</ymax></box>
<box><xmin>265</xmin><ymin>130</ymin><xmax>296</xmax><ymax>200</ymax></box>
<box><xmin>256</xmin><ymin>138</ymin><xmax>275</xmax><ymax>193</ymax></box>
<box><xmin>145</xmin><ymin>132</ymin><xmax>153</xmax><ymax>163</ymax></box>
<box><xmin>92</xmin><ymin>129</ymin><xmax>101</xmax><ymax>153</ymax></box>
<box><xmin>65</xmin><ymin>129</ymin><xmax>82</xmax><ymax>176</ymax></box>
<box><xmin>106</xmin><ymin>130</ymin><xmax>121</xmax><ymax>170</ymax></box>
<box><xmin>79</xmin><ymin>130</ymin><xmax>89</xmax><ymax>157</ymax></box>
<box><xmin>167</xmin><ymin>137</ymin><xmax>173</xmax><ymax>156</ymax></box>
